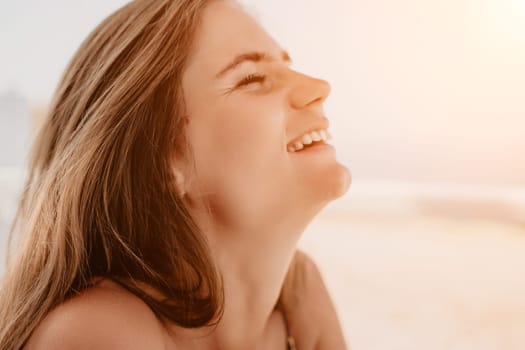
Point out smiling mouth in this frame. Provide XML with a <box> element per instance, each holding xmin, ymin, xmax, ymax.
<box><xmin>287</xmin><ymin>129</ymin><xmax>332</xmax><ymax>153</ymax></box>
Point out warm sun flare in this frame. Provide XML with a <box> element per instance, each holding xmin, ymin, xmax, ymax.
<box><xmin>514</xmin><ymin>0</ymin><xmax>525</xmax><ymax>12</ymax></box>
<box><xmin>481</xmin><ymin>0</ymin><xmax>525</xmax><ymax>41</ymax></box>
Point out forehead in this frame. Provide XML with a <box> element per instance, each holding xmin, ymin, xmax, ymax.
<box><xmin>186</xmin><ymin>1</ymin><xmax>281</xmax><ymax>71</ymax></box>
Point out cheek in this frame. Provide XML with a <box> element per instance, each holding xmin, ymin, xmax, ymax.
<box><xmin>187</xmin><ymin>104</ymin><xmax>292</xmax><ymax>227</ymax></box>
<box><xmin>199</xmin><ymin>101</ymin><xmax>285</xmax><ymax>172</ymax></box>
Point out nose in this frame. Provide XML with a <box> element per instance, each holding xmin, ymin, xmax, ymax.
<box><xmin>288</xmin><ymin>71</ymin><xmax>331</xmax><ymax>109</ymax></box>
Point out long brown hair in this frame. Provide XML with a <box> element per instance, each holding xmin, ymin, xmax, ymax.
<box><xmin>0</xmin><ymin>0</ymin><xmax>223</xmax><ymax>348</ymax></box>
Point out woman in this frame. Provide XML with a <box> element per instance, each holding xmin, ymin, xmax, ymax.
<box><xmin>0</xmin><ymin>0</ymin><xmax>351</xmax><ymax>349</ymax></box>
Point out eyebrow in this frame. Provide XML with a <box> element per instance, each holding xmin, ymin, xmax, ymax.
<box><xmin>215</xmin><ymin>50</ymin><xmax>292</xmax><ymax>79</ymax></box>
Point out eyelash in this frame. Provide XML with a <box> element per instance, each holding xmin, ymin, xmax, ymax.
<box><xmin>236</xmin><ymin>73</ymin><xmax>267</xmax><ymax>88</ymax></box>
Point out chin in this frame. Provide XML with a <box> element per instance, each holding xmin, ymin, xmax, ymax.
<box><xmin>325</xmin><ymin>163</ymin><xmax>352</xmax><ymax>200</ymax></box>
<box><xmin>306</xmin><ymin>162</ymin><xmax>352</xmax><ymax>206</ymax></box>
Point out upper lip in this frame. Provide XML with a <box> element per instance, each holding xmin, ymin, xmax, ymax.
<box><xmin>287</xmin><ymin>117</ymin><xmax>330</xmax><ymax>148</ymax></box>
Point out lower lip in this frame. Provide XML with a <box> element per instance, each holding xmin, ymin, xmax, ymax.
<box><xmin>289</xmin><ymin>142</ymin><xmax>335</xmax><ymax>154</ymax></box>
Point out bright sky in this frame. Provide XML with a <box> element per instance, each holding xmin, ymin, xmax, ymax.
<box><xmin>1</xmin><ymin>0</ymin><xmax>524</xmax><ymax>185</ymax></box>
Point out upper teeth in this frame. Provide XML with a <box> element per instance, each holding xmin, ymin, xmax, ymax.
<box><xmin>287</xmin><ymin>129</ymin><xmax>332</xmax><ymax>152</ymax></box>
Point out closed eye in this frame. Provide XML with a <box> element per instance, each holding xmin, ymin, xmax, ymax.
<box><xmin>236</xmin><ymin>73</ymin><xmax>266</xmax><ymax>88</ymax></box>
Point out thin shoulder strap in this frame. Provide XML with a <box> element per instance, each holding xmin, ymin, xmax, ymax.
<box><xmin>286</xmin><ymin>335</ymin><xmax>297</xmax><ymax>350</ymax></box>
<box><xmin>282</xmin><ymin>310</ymin><xmax>297</xmax><ymax>350</ymax></box>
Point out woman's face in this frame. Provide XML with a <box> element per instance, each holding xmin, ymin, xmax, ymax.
<box><xmin>181</xmin><ymin>1</ymin><xmax>351</xmax><ymax>233</ymax></box>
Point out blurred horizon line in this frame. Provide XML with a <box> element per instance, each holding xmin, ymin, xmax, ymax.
<box><xmin>2</xmin><ymin>166</ymin><xmax>524</xmax><ymax>225</ymax></box>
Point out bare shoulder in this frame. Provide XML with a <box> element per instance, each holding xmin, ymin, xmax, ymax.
<box><xmin>24</xmin><ymin>279</ymin><xmax>168</xmax><ymax>350</ymax></box>
<box><xmin>283</xmin><ymin>250</ymin><xmax>325</xmax><ymax>296</ymax></box>
<box><xmin>280</xmin><ymin>250</ymin><xmax>349</xmax><ymax>349</ymax></box>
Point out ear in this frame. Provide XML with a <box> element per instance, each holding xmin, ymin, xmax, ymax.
<box><xmin>172</xmin><ymin>168</ymin><xmax>186</xmax><ymax>198</ymax></box>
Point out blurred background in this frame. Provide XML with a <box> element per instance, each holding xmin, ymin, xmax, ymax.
<box><xmin>1</xmin><ymin>0</ymin><xmax>524</xmax><ymax>349</ymax></box>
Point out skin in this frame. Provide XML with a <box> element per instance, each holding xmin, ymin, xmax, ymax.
<box><xmin>171</xmin><ymin>1</ymin><xmax>351</xmax><ymax>348</ymax></box>
<box><xmin>24</xmin><ymin>1</ymin><xmax>351</xmax><ymax>349</ymax></box>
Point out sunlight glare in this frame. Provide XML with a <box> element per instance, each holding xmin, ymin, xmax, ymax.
<box><xmin>479</xmin><ymin>0</ymin><xmax>525</xmax><ymax>42</ymax></box>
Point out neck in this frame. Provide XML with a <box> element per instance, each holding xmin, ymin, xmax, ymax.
<box><xmin>212</xmin><ymin>240</ymin><xmax>295</xmax><ymax>349</ymax></box>
<box><xmin>170</xmin><ymin>217</ymin><xmax>310</xmax><ymax>350</ymax></box>
<box><xmin>166</xmin><ymin>193</ymin><xmax>328</xmax><ymax>349</ymax></box>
